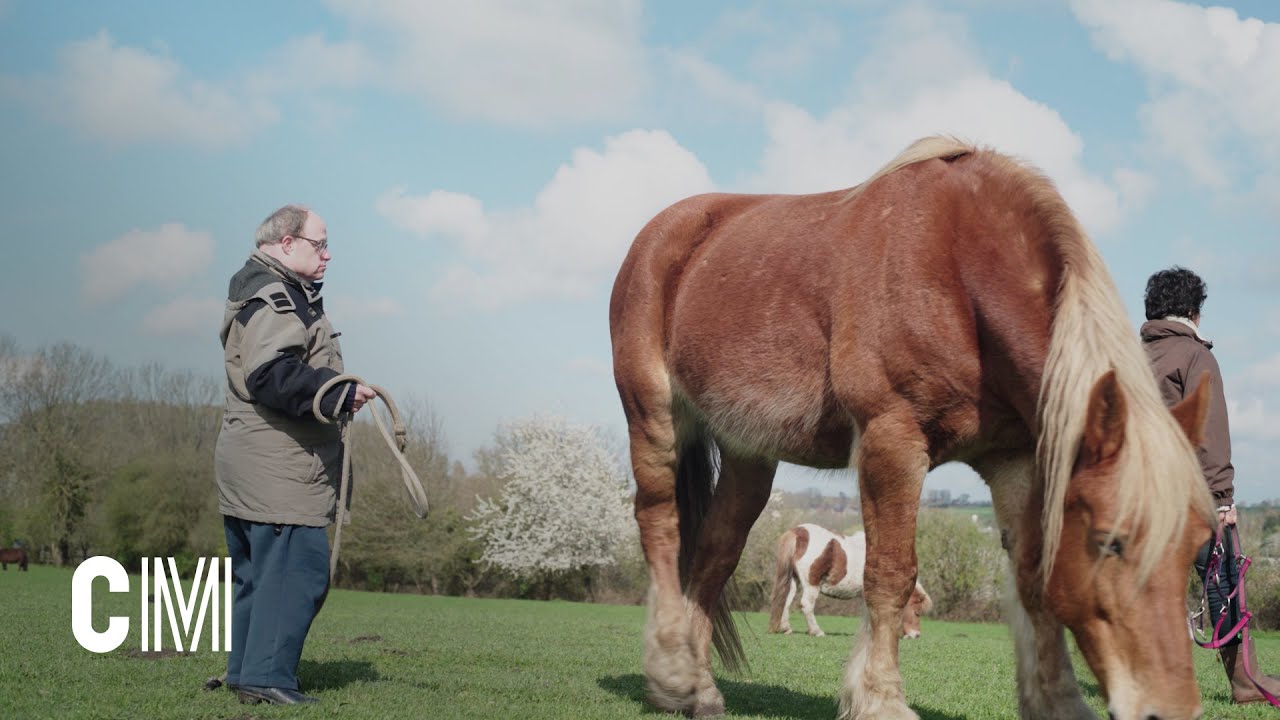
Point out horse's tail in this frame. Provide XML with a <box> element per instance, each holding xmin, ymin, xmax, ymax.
<box><xmin>768</xmin><ymin>529</ymin><xmax>799</xmax><ymax>633</ymax></box>
<box><xmin>676</xmin><ymin>428</ymin><xmax>747</xmax><ymax>674</ymax></box>
<box><xmin>20</xmin><ymin>550</ymin><xmax>28</xmax><ymax>571</ymax></box>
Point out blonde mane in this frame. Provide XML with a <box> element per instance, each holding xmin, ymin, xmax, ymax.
<box><xmin>852</xmin><ymin>136</ymin><xmax>1212</xmax><ymax>585</ymax></box>
<box><xmin>843</xmin><ymin>136</ymin><xmax>974</xmax><ymax>202</ymax></box>
<box><xmin>1027</xmin><ymin>164</ymin><xmax>1214</xmax><ymax>585</ymax></box>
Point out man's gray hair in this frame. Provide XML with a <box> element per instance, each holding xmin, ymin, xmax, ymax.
<box><xmin>255</xmin><ymin>205</ymin><xmax>311</xmax><ymax>247</ymax></box>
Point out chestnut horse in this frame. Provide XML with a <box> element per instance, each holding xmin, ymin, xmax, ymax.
<box><xmin>767</xmin><ymin>524</ymin><xmax>931</xmax><ymax>638</ymax></box>
<box><xmin>609</xmin><ymin>136</ymin><xmax>1215</xmax><ymax>720</ymax></box>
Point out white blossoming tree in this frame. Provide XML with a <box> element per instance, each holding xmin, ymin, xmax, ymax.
<box><xmin>467</xmin><ymin>416</ymin><xmax>633</xmax><ymax>597</ymax></box>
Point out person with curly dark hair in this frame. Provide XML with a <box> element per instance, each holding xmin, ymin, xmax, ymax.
<box><xmin>1140</xmin><ymin>266</ymin><xmax>1280</xmax><ymax>704</ymax></box>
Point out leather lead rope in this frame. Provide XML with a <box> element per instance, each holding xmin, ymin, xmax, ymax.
<box><xmin>313</xmin><ymin>374</ymin><xmax>430</xmax><ymax>584</ymax></box>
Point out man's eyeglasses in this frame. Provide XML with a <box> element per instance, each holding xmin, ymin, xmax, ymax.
<box><xmin>291</xmin><ymin>235</ymin><xmax>328</xmax><ymax>254</ymax></box>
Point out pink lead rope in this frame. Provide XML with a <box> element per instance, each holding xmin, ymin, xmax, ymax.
<box><xmin>1189</xmin><ymin>522</ymin><xmax>1280</xmax><ymax>707</ymax></box>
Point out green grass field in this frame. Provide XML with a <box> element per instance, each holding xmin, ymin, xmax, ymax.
<box><xmin>1</xmin><ymin>565</ymin><xmax>1276</xmax><ymax>719</ymax></box>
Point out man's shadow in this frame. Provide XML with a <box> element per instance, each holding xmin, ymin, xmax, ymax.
<box><xmin>301</xmin><ymin>659</ymin><xmax>379</xmax><ymax>691</ymax></box>
<box><xmin>598</xmin><ymin>674</ymin><xmax>966</xmax><ymax>720</ymax></box>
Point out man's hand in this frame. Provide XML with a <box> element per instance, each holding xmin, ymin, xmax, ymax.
<box><xmin>351</xmin><ymin>383</ymin><xmax>377</xmax><ymax>413</ymax></box>
<box><xmin>1218</xmin><ymin>505</ymin><xmax>1238</xmax><ymax>526</ymax></box>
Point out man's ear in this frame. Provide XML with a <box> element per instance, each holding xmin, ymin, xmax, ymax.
<box><xmin>1171</xmin><ymin>371</ymin><xmax>1212</xmax><ymax>448</ymax></box>
<box><xmin>1083</xmin><ymin>369</ymin><xmax>1127</xmax><ymax>465</ymax></box>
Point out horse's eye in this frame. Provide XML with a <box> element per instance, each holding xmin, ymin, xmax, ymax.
<box><xmin>1098</xmin><ymin>537</ymin><xmax>1125</xmax><ymax>558</ymax></box>
<box><xmin>1090</xmin><ymin>529</ymin><xmax>1127</xmax><ymax>559</ymax></box>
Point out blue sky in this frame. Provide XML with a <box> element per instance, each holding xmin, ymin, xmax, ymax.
<box><xmin>1</xmin><ymin>0</ymin><xmax>1278</xmax><ymax>503</ymax></box>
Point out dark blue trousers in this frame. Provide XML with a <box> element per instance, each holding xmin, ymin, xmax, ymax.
<box><xmin>224</xmin><ymin>517</ymin><xmax>330</xmax><ymax>689</ymax></box>
<box><xmin>1195</xmin><ymin>530</ymin><xmax>1242</xmax><ymax>648</ymax></box>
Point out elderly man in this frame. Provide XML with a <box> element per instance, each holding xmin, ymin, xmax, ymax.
<box><xmin>214</xmin><ymin>205</ymin><xmax>375</xmax><ymax>705</ymax></box>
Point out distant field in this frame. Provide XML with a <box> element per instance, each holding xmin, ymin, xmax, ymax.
<box><xmin>937</xmin><ymin>505</ymin><xmax>997</xmax><ymax>527</ymax></box>
<box><xmin>2</xmin><ymin>565</ymin><xmax>1277</xmax><ymax>719</ymax></box>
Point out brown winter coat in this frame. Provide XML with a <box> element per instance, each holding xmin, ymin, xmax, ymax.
<box><xmin>1140</xmin><ymin>319</ymin><xmax>1235</xmax><ymax>506</ymax></box>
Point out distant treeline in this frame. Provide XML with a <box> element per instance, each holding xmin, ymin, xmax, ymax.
<box><xmin>1</xmin><ymin>334</ymin><xmax>1278</xmax><ymax>628</ymax></box>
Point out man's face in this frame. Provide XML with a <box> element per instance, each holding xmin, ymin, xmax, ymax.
<box><xmin>284</xmin><ymin>212</ymin><xmax>330</xmax><ymax>282</ymax></box>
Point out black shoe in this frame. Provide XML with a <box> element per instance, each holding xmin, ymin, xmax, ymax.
<box><xmin>236</xmin><ymin>686</ymin><xmax>318</xmax><ymax>705</ymax></box>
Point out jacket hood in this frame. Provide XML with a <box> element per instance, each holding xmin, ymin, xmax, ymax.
<box><xmin>1140</xmin><ymin>318</ymin><xmax>1212</xmax><ymax>350</ymax></box>
<box><xmin>228</xmin><ymin>250</ymin><xmax>322</xmax><ymax>303</ymax></box>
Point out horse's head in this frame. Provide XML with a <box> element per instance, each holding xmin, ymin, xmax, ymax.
<box><xmin>1031</xmin><ymin>369</ymin><xmax>1213</xmax><ymax>720</ymax></box>
<box><xmin>900</xmin><ymin>582</ymin><xmax>932</xmax><ymax>639</ymax></box>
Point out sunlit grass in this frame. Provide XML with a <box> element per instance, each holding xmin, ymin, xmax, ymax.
<box><xmin>1</xmin><ymin>565</ymin><xmax>1275</xmax><ymax>719</ymax></box>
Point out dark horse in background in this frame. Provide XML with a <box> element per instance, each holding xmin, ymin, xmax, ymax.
<box><xmin>0</xmin><ymin>547</ymin><xmax>28</xmax><ymax>571</ymax></box>
<box><xmin>610</xmin><ymin>136</ymin><xmax>1214</xmax><ymax>720</ymax></box>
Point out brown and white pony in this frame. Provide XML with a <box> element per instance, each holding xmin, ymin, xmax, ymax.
<box><xmin>768</xmin><ymin>524</ymin><xmax>931</xmax><ymax>638</ymax></box>
<box><xmin>609</xmin><ymin>136</ymin><xmax>1214</xmax><ymax>720</ymax></box>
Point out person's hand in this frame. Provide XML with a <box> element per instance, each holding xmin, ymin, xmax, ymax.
<box><xmin>350</xmin><ymin>383</ymin><xmax>377</xmax><ymax>413</ymax></box>
<box><xmin>1218</xmin><ymin>505</ymin><xmax>1238</xmax><ymax>526</ymax></box>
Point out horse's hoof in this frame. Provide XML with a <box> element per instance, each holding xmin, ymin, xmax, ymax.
<box><xmin>691</xmin><ymin>698</ymin><xmax>726</xmax><ymax>717</ymax></box>
<box><xmin>783</xmin><ymin>628</ymin><xmax>793</xmax><ymax>635</ymax></box>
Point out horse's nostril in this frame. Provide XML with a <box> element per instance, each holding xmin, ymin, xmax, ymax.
<box><xmin>1107</xmin><ymin>713</ymin><xmax>1116</xmax><ymax>720</ymax></box>
<box><xmin>1145</xmin><ymin>716</ymin><xmax>1160</xmax><ymax>720</ymax></box>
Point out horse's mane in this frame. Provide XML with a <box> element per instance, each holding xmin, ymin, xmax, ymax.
<box><xmin>843</xmin><ymin>136</ymin><xmax>974</xmax><ymax>202</ymax></box>
<box><xmin>860</xmin><ymin>136</ymin><xmax>1213</xmax><ymax>586</ymax></box>
<box><xmin>994</xmin><ymin>156</ymin><xmax>1215</xmax><ymax>586</ymax></box>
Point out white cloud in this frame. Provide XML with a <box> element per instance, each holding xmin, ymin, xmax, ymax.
<box><xmin>376</xmin><ymin>190</ymin><xmax>490</xmax><ymax>257</ymax></box>
<box><xmin>379</xmin><ymin>129</ymin><xmax>714</xmax><ymax>308</ymax></box>
<box><xmin>743</xmin><ymin>6</ymin><xmax>1128</xmax><ymax>236</ymax></box>
<box><xmin>663</xmin><ymin>48</ymin><xmax>765</xmax><ymax>114</ymax></box>
<box><xmin>1227</xmin><ymin>396</ymin><xmax>1280</xmax><ymax>441</ymax></box>
<box><xmin>81</xmin><ymin>223</ymin><xmax>215</xmax><ymax>302</ymax></box>
<box><xmin>1070</xmin><ymin>0</ymin><xmax>1280</xmax><ymax>190</ymax></box>
<box><xmin>326</xmin><ymin>0</ymin><xmax>648</xmax><ymax>127</ymax></box>
<box><xmin>325</xmin><ymin>295</ymin><xmax>403</xmax><ymax>328</ymax></box>
<box><xmin>247</xmin><ymin>33</ymin><xmax>378</xmax><ymax>94</ymax></box>
<box><xmin>4</xmin><ymin>31</ymin><xmax>278</xmax><ymax>148</ymax></box>
<box><xmin>1235</xmin><ymin>352</ymin><xmax>1280</xmax><ymax>390</ymax></box>
<box><xmin>140</xmin><ymin>295</ymin><xmax>223</xmax><ymax>336</ymax></box>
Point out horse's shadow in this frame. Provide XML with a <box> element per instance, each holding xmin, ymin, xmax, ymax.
<box><xmin>597</xmin><ymin>674</ymin><xmax>965</xmax><ymax>720</ymax></box>
<box><xmin>300</xmin><ymin>659</ymin><xmax>379</xmax><ymax>691</ymax></box>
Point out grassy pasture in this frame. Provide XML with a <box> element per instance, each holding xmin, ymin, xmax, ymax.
<box><xmin>1</xmin><ymin>565</ymin><xmax>1275</xmax><ymax>719</ymax></box>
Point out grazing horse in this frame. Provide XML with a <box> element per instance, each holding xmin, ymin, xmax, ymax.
<box><xmin>768</xmin><ymin>524</ymin><xmax>932</xmax><ymax>638</ymax></box>
<box><xmin>0</xmin><ymin>547</ymin><xmax>28</xmax><ymax>571</ymax></box>
<box><xmin>609</xmin><ymin>136</ymin><xmax>1214</xmax><ymax>720</ymax></box>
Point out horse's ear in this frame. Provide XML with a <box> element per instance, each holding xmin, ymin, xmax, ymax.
<box><xmin>1083</xmin><ymin>369</ymin><xmax>1127</xmax><ymax>465</ymax></box>
<box><xmin>1170</xmin><ymin>370</ymin><xmax>1212</xmax><ymax>448</ymax></box>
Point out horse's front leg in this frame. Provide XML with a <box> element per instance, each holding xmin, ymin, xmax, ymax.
<box><xmin>684</xmin><ymin>452</ymin><xmax>776</xmax><ymax>717</ymax></box>
<box><xmin>801</xmin><ymin>584</ymin><xmax>825</xmax><ymax>636</ymax></box>
<box><xmin>839</xmin><ymin>412</ymin><xmax>927</xmax><ymax>720</ymax></box>
<box><xmin>982</xmin><ymin>453</ymin><xmax>1097</xmax><ymax>720</ymax></box>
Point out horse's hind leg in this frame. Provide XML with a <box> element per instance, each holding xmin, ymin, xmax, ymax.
<box><xmin>980</xmin><ymin>453</ymin><xmax>1095</xmax><ymax>720</ymax></box>
<box><xmin>778</xmin><ymin>575</ymin><xmax>798</xmax><ymax>634</ymax></box>
<box><xmin>685</xmin><ymin>451</ymin><xmax>776</xmax><ymax>717</ymax></box>
<box><xmin>840</xmin><ymin>411</ymin><xmax>927</xmax><ymax>720</ymax></box>
<box><xmin>623</xmin><ymin>391</ymin><xmax>699</xmax><ymax>714</ymax></box>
